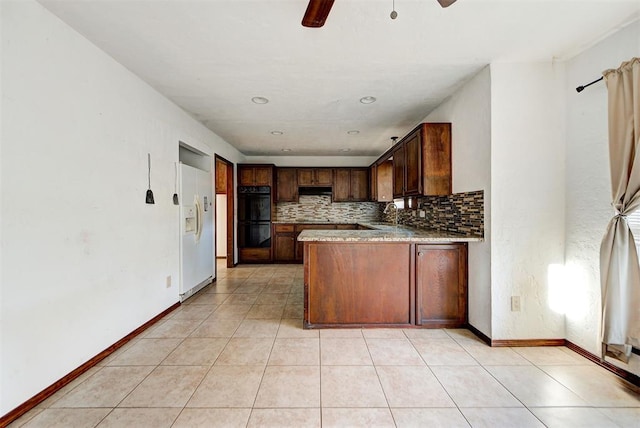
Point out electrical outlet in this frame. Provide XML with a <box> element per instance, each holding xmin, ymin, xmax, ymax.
<box><xmin>419</xmin><ymin>210</ymin><xmax>426</xmax><ymax>218</ymax></box>
<box><xmin>166</xmin><ymin>275</ymin><xmax>172</xmax><ymax>288</ymax></box>
<box><xmin>511</xmin><ymin>296</ymin><xmax>521</xmax><ymax>312</ymax></box>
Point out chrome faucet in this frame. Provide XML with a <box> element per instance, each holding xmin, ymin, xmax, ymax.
<box><xmin>383</xmin><ymin>201</ymin><xmax>398</xmax><ymax>225</ymax></box>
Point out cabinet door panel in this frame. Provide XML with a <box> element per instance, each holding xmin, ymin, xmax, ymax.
<box><xmin>254</xmin><ymin>167</ymin><xmax>272</xmax><ymax>186</ymax></box>
<box><xmin>276</xmin><ymin>168</ymin><xmax>298</xmax><ymax>202</ymax></box>
<box><xmin>306</xmin><ymin>243</ymin><xmax>411</xmax><ymax>324</ymax></box>
<box><xmin>350</xmin><ymin>169</ymin><xmax>369</xmax><ymax>201</ymax></box>
<box><xmin>392</xmin><ymin>146</ymin><xmax>405</xmax><ymax>198</ymax></box>
<box><xmin>215</xmin><ymin>158</ymin><xmax>227</xmax><ymax>194</ymax></box>
<box><xmin>239</xmin><ymin>167</ymin><xmax>255</xmax><ymax>186</ymax></box>
<box><xmin>404</xmin><ymin>133</ymin><xmax>421</xmax><ymax>195</ymax></box>
<box><xmin>297</xmin><ymin>169</ymin><xmax>314</xmax><ymax>186</ymax></box>
<box><xmin>315</xmin><ymin>169</ymin><xmax>333</xmax><ymax>186</ymax></box>
<box><xmin>275</xmin><ymin>234</ymin><xmax>295</xmax><ymax>261</ymax></box>
<box><xmin>416</xmin><ymin>244</ymin><xmax>467</xmax><ymax>327</ymax></box>
<box><xmin>376</xmin><ymin>160</ymin><xmax>393</xmax><ymax>202</ymax></box>
<box><xmin>369</xmin><ymin>164</ymin><xmax>378</xmax><ymax>201</ymax></box>
<box><xmin>332</xmin><ymin>169</ymin><xmax>351</xmax><ymax>201</ymax></box>
<box><xmin>422</xmin><ymin>124</ymin><xmax>452</xmax><ymax>195</ymax></box>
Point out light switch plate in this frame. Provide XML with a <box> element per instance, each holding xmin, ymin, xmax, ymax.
<box><xmin>511</xmin><ymin>296</ymin><xmax>521</xmax><ymax>312</ymax></box>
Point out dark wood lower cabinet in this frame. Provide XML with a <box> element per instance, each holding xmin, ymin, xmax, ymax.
<box><xmin>272</xmin><ymin>224</ymin><xmax>359</xmax><ymax>263</ymax></box>
<box><xmin>305</xmin><ymin>243</ymin><xmax>413</xmax><ymax>326</ymax></box>
<box><xmin>415</xmin><ymin>244</ymin><xmax>467</xmax><ymax>328</ymax></box>
<box><xmin>303</xmin><ymin>241</ymin><xmax>467</xmax><ymax>328</ymax></box>
<box><xmin>273</xmin><ymin>224</ymin><xmax>296</xmax><ymax>262</ymax></box>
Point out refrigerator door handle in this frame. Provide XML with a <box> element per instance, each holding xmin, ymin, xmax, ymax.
<box><xmin>198</xmin><ymin>196</ymin><xmax>204</xmax><ymax>241</ymax></box>
<box><xmin>194</xmin><ymin>195</ymin><xmax>202</xmax><ymax>243</ymax></box>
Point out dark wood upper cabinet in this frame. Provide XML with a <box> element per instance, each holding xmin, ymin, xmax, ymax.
<box><xmin>332</xmin><ymin>169</ymin><xmax>351</xmax><ymax>201</ymax></box>
<box><xmin>215</xmin><ymin>157</ymin><xmax>227</xmax><ymax>194</ymax></box>
<box><xmin>404</xmin><ymin>132</ymin><xmax>422</xmax><ymax>196</ymax></box>
<box><xmin>392</xmin><ymin>144</ymin><xmax>405</xmax><ymax>198</ymax></box>
<box><xmin>369</xmin><ymin>164</ymin><xmax>377</xmax><ymax>202</ymax></box>
<box><xmin>276</xmin><ymin>168</ymin><xmax>298</xmax><ymax>202</ymax></box>
<box><xmin>297</xmin><ymin>168</ymin><xmax>333</xmax><ymax>186</ymax></box>
<box><xmin>297</xmin><ymin>169</ymin><xmax>314</xmax><ymax>186</ymax></box>
<box><xmin>238</xmin><ymin>164</ymin><xmax>274</xmax><ymax>186</ymax></box>
<box><xmin>316</xmin><ymin>168</ymin><xmax>333</xmax><ymax>186</ymax></box>
<box><xmin>376</xmin><ymin>159</ymin><xmax>393</xmax><ymax>202</ymax></box>
<box><xmin>333</xmin><ymin>168</ymin><xmax>369</xmax><ymax>202</ymax></box>
<box><xmin>422</xmin><ymin>124</ymin><xmax>452</xmax><ymax>196</ymax></box>
<box><xmin>391</xmin><ymin>123</ymin><xmax>451</xmax><ymax>198</ymax></box>
<box><xmin>350</xmin><ymin>168</ymin><xmax>369</xmax><ymax>201</ymax></box>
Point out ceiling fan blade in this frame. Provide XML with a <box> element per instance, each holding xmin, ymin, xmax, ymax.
<box><xmin>302</xmin><ymin>0</ymin><xmax>335</xmax><ymax>28</ymax></box>
<box><xmin>436</xmin><ymin>0</ymin><xmax>457</xmax><ymax>7</ymax></box>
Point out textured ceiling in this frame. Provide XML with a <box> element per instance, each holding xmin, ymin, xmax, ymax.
<box><xmin>39</xmin><ymin>0</ymin><xmax>640</xmax><ymax>157</ymax></box>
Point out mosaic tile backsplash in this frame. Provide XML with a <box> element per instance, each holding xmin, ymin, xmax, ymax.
<box><xmin>276</xmin><ymin>191</ymin><xmax>483</xmax><ymax>237</ymax></box>
<box><xmin>382</xmin><ymin>190</ymin><xmax>484</xmax><ymax>237</ymax></box>
<box><xmin>276</xmin><ymin>195</ymin><xmax>382</xmax><ymax>223</ymax></box>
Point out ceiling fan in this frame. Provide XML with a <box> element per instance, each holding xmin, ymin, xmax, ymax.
<box><xmin>302</xmin><ymin>0</ymin><xmax>457</xmax><ymax>28</ymax></box>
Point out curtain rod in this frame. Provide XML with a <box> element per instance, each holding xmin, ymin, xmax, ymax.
<box><xmin>576</xmin><ymin>76</ymin><xmax>604</xmax><ymax>93</ymax></box>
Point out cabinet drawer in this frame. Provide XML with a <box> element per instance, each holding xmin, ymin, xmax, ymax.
<box><xmin>239</xmin><ymin>248</ymin><xmax>271</xmax><ymax>263</ymax></box>
<box><xmin>275</xmin><ymin>224</ymin><xmax>294</xmax><ymax>232</ymax></box>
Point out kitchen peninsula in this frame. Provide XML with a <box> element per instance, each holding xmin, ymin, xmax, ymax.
<box><xmin>298</xmin><ymin>223</ymin><xmax>482</xmax><ymax>329</ymax></box>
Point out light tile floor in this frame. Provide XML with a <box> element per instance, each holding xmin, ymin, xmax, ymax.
<box><xmin>12</xmin><ymin>260</ymin><xmax>640</xmax><ymax>427</ymax></box>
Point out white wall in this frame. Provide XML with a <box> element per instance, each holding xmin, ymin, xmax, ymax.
<box><xmin>565</xmin><ymin>20</ymin><xmax>640</xmax><ymax>371</ymax></box>
<box><xmin>424</xmin><ymin>67</ymin><xmax>493</xmax><ymax>337</ymax></box>
<box><xmin>489</xmin><ymin>62</ymin><xmax>567</xmax><ymax>340</ymax></box>
<box><xmin>0</xmin><ymin>1</ymin><xmax>243</xmax><ymax>414</ymax></box>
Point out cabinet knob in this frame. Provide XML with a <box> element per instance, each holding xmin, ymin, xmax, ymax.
<box><xmin>418</xmin><ymin>252</ymin><xmax>424</xmax><ymax>257</ymax></box>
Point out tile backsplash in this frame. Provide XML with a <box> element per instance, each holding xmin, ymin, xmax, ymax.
<box><xmin>276</xmin><ymin>191</ymin><xmax>484</xmax><ymax>237</ymax></box>
<box><xmin>383</xmin><ymin>190</ymin><xmax>484</xmax><ymax>237</ymax></box>
<box><xmin>276</xmin><ymin>195</ymin><xmax>382</xmax><ymax>223</ymax></box>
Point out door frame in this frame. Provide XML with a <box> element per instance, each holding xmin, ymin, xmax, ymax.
<box><xmin>215</xmin><ymin>155</ymin><xmax>235</xmax><ymax>268</ymax></box>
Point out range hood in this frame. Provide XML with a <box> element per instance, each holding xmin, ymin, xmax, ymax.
<box><xmin>298</xmin><ymin>186</ymin><xmax>332</xmax><ymax>196</ymax></box>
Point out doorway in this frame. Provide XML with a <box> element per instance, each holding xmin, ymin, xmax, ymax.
<box><xmin>215</xmin><ymin>155</ymin><xmax>235</xmax><ymax>268</ymax></box>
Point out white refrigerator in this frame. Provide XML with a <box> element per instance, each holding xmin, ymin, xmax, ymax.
<box><xmin>179</xmin><ymin>163</ymin><xmax>214</xmax><ymax>301</ymax></box>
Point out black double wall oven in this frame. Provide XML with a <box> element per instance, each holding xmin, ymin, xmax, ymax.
<box><xmin>238</xmin><ymin>186</ymin><xmax>271</xmax><ymax>250</ymax></box>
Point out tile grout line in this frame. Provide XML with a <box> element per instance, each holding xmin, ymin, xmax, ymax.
<box><xmin>245</xmin><ymin>268</ymin><xmax>287</xmax><ymax>425</ymax></box>
<box><xmin>443</xmin><ymin>330</ymin><xmax>551</xmax><ymax>425</ymax></box>
<box><xmin>403</xmin><ymin>329</ymin><xmax>473</xmax><ymax>427</ymax></box>
<box><xmin>363</xmin><ymin>334</ymin><xmax>398</xmax><ymax>427</ymax></box>
<box><xmin>172</xmin><ymin>267</ymin><xmax>260</xmax><ymax>426</ymax></box>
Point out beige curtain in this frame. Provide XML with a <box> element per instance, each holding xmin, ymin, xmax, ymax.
<box><xmin>600</xmin><ymin>57</ymin><xmax>640</xmax><ymax>363</ymax></box>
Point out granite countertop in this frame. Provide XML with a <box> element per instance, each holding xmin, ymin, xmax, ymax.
<box><xmin>297</xmin><ymin>222</ymin><xmax>483</xmax><ymax>243</ymax></box>
<box><xmin>271</xmin><ymin>220</ymin><xmax>363</xmax><ymax>224</ymax></box>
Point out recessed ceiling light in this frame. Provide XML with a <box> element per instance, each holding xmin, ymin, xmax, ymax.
<box><xmin>281</xmin><ymin>148</ymin><xmax>291</xmax><ymax>152</ymax></box>
<box><xmin>347</xmin><ymin>130</ymin><xmax>360</xmax><ymax>135</ymax></box>
<box><xmin>251</xmin><ymin>96</ymin><xmax>269</xmax><ymax>104</ymax></box>
<box><xmin>359</xmin><ymin>96</ymin><xmax>376</xmax><ymax>104</ymax></box>
<box><xmin>340</xmin><ymin>148</ymin><xmax>351</xmax><ymax>152</ymax></box>
<box><xmin>271</xmin><ymin>131</ymin><xmax>284</xmax><ymax>135</ymax></box>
